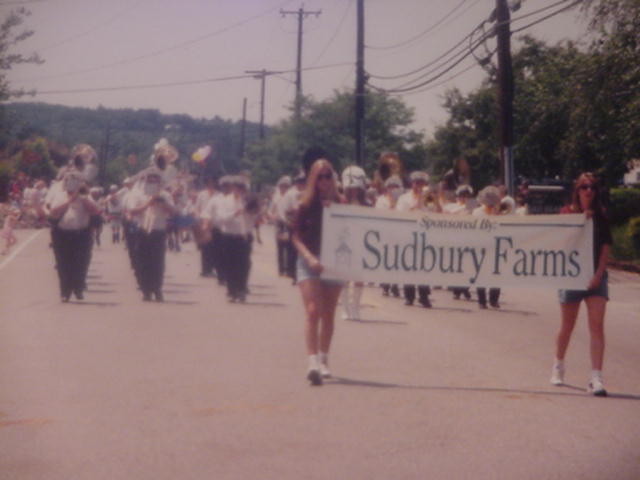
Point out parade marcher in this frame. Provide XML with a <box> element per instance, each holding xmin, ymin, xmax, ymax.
<box><xmin>281</xmin><ymin>173</ymin><xmax>306</xmax><ymax>283</ymax></box>
<box><xmin>551</xmin><ymin>172</ymin><xmax>612</xmax><ymax>396</ymax></box>
<box><xmin>89</xmin><ymin>186</ymin><xmax>105</xmax><ymax>246</ymax></box>
<box><xmin>449</xmin><ymin>184</ymin><xmax>475</xmax><ymax>300</ymax></box>
<box><xmin>127</xmin><ymin>167</ymin><xmax>175</xmax><ymax>302</ymax></box>
<box><xmin>121</xmin><ymin>177</ymin><xmax>144</xmax><ymax>288</ymax></box>
<box><xmin>396</xmin><ymin>171</ymin><xmax>438</xmax><ymax>308</ymax></box>
<box><xmin>48</xmin><ymin>169</ymin><xmax>100</xmax><ymax>302</ymax></box>
<box><xmin>46</xmin><ymin>144</ymin><xmax>100</xmax><ymax>302</ymax></box>
<box><xmin>1</xmin><ymin>207</ymin><xmax>20</xmax><ymax>255</ymax></box>
<box><xmin>270</xmin><ymin>175</ymin><xmax>292</xmax><ymax>277</ymax></box>
<box><xmin>216</xmin><ymin>176</ymin><xmax>253</xmax><ymax>303</ymax></box>
<box><xmin>473</xmin><ymin>186</ymin><xmax>502</xmax><ymax>309</ymax></box>
<box><xmin>105</xmin><ymin>184</ymin><xmax>123</xmax><ymax>244</ymax></box>
<box><xmin>340</xmin><ymin>165</ymin><xmax>368</xmax><ymax>320</ymax></box>
<box><xmin>375</xmin><ymin>175</ymin><xmax>402</xmax><ymax>298</ymax></box>
<box><xmin>194</xmin><ymin>177</ymin><xmax>217</xmax><ymax>277</ymax></box>
<box><xmin>291</xmin><ymin>158</ymin><xmax>345</xmax><ymax>386</ymax></box>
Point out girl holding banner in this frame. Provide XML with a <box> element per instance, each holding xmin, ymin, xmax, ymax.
<box><xmin>292</xmin><ymin>159</ymin><xmax>345</xmax><ymax>386</ymax></box>
<box><xmin>552</xmin><ymin>173</ymin><xmax>612</xmax><ymax>397</ymax></box>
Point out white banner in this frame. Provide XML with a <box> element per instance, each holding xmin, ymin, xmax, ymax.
<box><xmin>320</xmin><ymin>204</ymin><xmax>593</xmax><ymax>289</ymax></box>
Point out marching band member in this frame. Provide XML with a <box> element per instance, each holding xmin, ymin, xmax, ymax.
<box><xmin>472</xmin><ymin>186</ymin><xmax>502</xmax><ymax>309</ymax></box>
<box><xmin>194</xmin><ymin>177</ymin><xmax>217</xmax><ymax>277</ymax></box>
<box><xmin>106</xmin><ymin>184</ymin><xmax>124</xmax><ymax>244</ymax></box>
<box><xmin>127</xmin><ymin>166</ymin><xmax>175</xmax><ymax>302</ymax></box>
<box><xmin>269</xmin><ymin>175</ymin><xmax>292</xmax><ymax>277</ymax></box>
<box><xmin>48</xmin><ymin>169</ymin><xmax>99</xmax><ymax>302</ymax></box>
<box><xmin>216</xmin><ymin>176</ymin><xmax>253</xmax><ymax>302</ymax></box>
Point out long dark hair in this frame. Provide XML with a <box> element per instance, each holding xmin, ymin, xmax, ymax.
<box><xmin>299</xmin><ymin>159</ymin><xmax>340</xmax><ymax>209</ymax></box>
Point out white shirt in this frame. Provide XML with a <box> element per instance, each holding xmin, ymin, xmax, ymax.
<box><xmin>217</xmin><ymin>193</ymin><xmax>250</xmax><ymax>236</ymax></box>
<box><xmin>139</xmin><ymin>191</ymin><xmax>175</xmax><ymax>232</ymax></box>
<box><xmin>374</xmin><ymin>194</ymin><xmax>394</xmax><ymax>210</ymax></box>
<box><xmin>280</xmin><ymin>187</ymin><xmax>303</xmax><ymax>223</ymax></box>
<box><xmin>396</xmin><ymin>190</ymin><xmax>428</xmax><ymax>212</ymax></box>
<box><xmin>201</xmin><ymin>192</ymin><xmax>224</xmax><ymax>225</ymax></box>
<box><xmin>195</xmin><ymin>189</ymin><xmax>215</xmax><ymax>219</ymax></box>
<box><xmin>50</xmin><ymin>191</ymin><xmax>96</xmax><ymax>230</ymax></box>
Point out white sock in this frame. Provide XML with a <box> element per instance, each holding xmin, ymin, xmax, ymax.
<box><xmin>554</xmin><ymin>359</ymin><xmax>564</xmax><ymax>368</ymax></box>
<box><xmin>319</xmin><ymin>352</ymin><xmax>329</xmax><ymax>366</ymax></box>
<box><xmin>591</xmin><ymin>369</ymin><xmax>602</xmax><ymax>380</ymax></box>
<box><xmin>308</xmin><ymin>354</ymin><xmax>319</xmax><ymax>370</ymax></box>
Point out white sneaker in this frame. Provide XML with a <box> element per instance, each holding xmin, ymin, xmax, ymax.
<box><xmin>588</xmin><ymin>375</ymin><xmax>607</xmax><ymax>397</ymax></box>
<box><xmin>319</xmin><ymin>362</ymin><xmax>332</xmax><ymax>379</ymax></box>
<box><xmin>550</xmin><ymin>363</ymin><xmax>564</xmax><ymax>385</ymax></box>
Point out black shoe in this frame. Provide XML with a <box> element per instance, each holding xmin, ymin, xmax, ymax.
<box><xmin>391</xmin><ymin>286</ymin><xmax>400</xmax><ymax>297</ymax></box>
<box><xmin>307</xmin><ymin>369</ymin><xmax>323</xmax><ymax>386</ymax></box>
<box><xmin>61</xmin><ymin>295</ymin><xmax>70</xmax><ymax>303</ymax></box>
<box><xmin>143</xmin><ymin>292</ymin><xmax>152</xmax><ymax>302</ymax></box>
<box><xmin>420</xmin><ymin>298</ymin><xmax>432</xmax><ymax>308</ymax></box>
<box><xmin>404</xmin><ymin>299</ymin><xmax>413</xmax><ymax>306</ymax></box>
<box><xmin>490</xmin><ymin>301</ymin><xmax>500</xmax><ymax>309</ymax></box>
<box><xmin>74</xmin><ymin>289</ymin><xmax>84</xmax><ymax>300</ymax></box>
<box><xmin>154</xmin><ymin>290</ymin><xmax>164</xmax><ymax>302</ymax></box>
<box><xmin>478</xmin><ymin>302</ymin><xmax>488</xmax><ymax>309</ymax></box>
<box><xmin>463</xmin><ymin>290</ymin><xmax>472</xmax><ymax>300</ymax></box>
<box><xmin>453</xmin><ymin>293</ymin><xmax>461</xmax><ymax>300</ymax></box>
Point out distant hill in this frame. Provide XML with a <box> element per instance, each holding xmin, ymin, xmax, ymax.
<box><xmin>2</xmin><ymin>102</ymin><xmax>265</xmax><ymax>179</ymax></box>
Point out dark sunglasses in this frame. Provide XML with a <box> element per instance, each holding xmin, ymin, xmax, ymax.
<box><xmin>579</xmin><ymin>184</ymin><xmax>596</xmax><ymax>191</ymax></box>
<box><xmin>317</xmin><ymin>173</ymin><xmax>333</xmax><ymax>181</ymax></box>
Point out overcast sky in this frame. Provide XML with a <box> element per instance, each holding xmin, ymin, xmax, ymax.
<box><xmin>6</xmin><ymin>0</ymin><xmax>589</xmax><ymax>137</ymax></box>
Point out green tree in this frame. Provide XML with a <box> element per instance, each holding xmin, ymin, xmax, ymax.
<box><xmin>247</xmin><ymin>89</ymin><xmax>428</xmax><ymax>186</ymax></box>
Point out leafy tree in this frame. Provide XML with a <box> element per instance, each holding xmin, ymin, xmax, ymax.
<box><xmin>247</xmin><ymin>89</ymin><xmax>428</xmax><ymax>186</ymax></box>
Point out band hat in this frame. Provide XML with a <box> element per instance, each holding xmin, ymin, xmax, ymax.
<box><xmin>500</xmin><ymin>196</ymin><xmax>516</xmax><ymax>214</ymax></box>
<box><xmin>409</xmin><ymin>171</ymin><xmax>430</xmax><ymax>183</ymax></box>
<box><xmin>477</xmin><ymin>186</ymin><xmax>501</xmax><ymax>207</ymax></box>
<box><xmin>341</xmin><ymin>165</ymin><xmax>367</xmax><ymax>189</ymax></box>
<box><xmin>456</xmin><ymin>184</ymin><xmax>474</xmax><ymax>197</ymax></box>
<box><xmin>293</xmin><ymin>172</ymin><xmax>306</xmax><ymax>183</ymax></box>
<box><xmin>384</xmin><ymin>175</ymin><xmax>403</xmax><ymax>188</ymax></box>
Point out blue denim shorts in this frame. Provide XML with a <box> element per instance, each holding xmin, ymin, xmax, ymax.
<box><xmin>558</xmin><ymin>271</ymin><xmax>609</xmax><ymax>304</ymax></box>
<box><xmin>296</xmin><ymin>256</ymin><xmax>344</xmax><ymax>287</ymax></box>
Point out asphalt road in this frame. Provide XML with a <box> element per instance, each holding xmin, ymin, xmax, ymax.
<box><xmin>1</xmin><ymin>226</ymin><xmax>639</xmax><ymax>480</ymax></box>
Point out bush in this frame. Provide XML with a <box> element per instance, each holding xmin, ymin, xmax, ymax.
<box><xmin>628</xmin><ymin>217</ymin><xmax>640</xmax><ymax>256</ymax></box>
<box><xmin>609</xmin><ymin>187</ymin><xmax>640</xmax><ymax>225</ymax></box>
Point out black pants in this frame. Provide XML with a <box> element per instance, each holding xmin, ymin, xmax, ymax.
<box><xmin>221</xmin><ymin>233</ymin><xmax>251</xmax><ymax>299</ymax></box>
<box><xmin>404</xmin><ymin>285</ymin><xmax>431</xmax><ymax>305</ymax></box>
<box><xmin>477</xmin><ymin>287</ymin><xmax>500</xmax><ymax>307</ymax></box>
<box><xmin>125</xmin><ymin>222</ymin><xmax>143</xmax><ymax>289</ymax></box>
<box><xmin>137</xmin><ymin>230</ymin><xmax>167</xmax><ymax>296</ymax></box>
<box><xmin>200</xmin><ymin>231</ymin><xmax>216</xmax><ymax>275</ymax></box>
<box><xmin>53</xmin><ymin>228</ymin><xmax>92</xmax><ymax>298</ymax></box>
<box><xmin>211</xmin><ymin>227</ymin><xmax>224</xmax><ymax>282</ymax></box>
<box><xmin>275</xmin><ymin>221</ymin><xmax>288</xmax><ymax>275</ymax></box>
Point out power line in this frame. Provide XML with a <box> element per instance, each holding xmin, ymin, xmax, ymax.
<box><xmin>17</xmin><ymin>0</ymin><xmax>295</xmax><ymax>83</ymax></box>
<box><xmin>369</xmin><ymin>0</ymin><xmax>582</xmax><ymax>94</ymax></box>
<box><xmin>27</xmin><ymin>61</ymin><xmax>353</xmax><ymax>95</ymax></box>
<box><xmin>511</xmin><ymin>0</ymin><xmax>583</xmax><ymax>34</ymax></box>
<box><xmin>309</xmin><ymin>0</ymin><xmax>353</xmax><ymax>67</ymax></box>
<box><xmin>365</xmin><ymin>0</ymin><xmax>468</xmax><ymax>51</ymax></box>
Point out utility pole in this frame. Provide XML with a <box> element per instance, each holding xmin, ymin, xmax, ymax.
<box><xmin>355</xmin><ymin>0</ymin><xmax>365</xmax><ymax>166</ymax></box>
<box><xmin>280</xmin><ymin>5</ymin><xmax>322</xmax><ymax>120</ymax></box>
<box><xmin>495</xmin><ymin>0</ymin><xmax>515</xmax><ymax>196</ymax></box>
<box><xmin>100</xmin><ymin>123</ymin><xmax>111</xmax><ymax>187</ymax></box>
<box><xmin>246</xmin><ymin>69</ymin><xmax>270</xmax><ymax>139</ymax></box>
<box><xmin>239</xmin><ymin>97</ymin><xmax>247</xmax><ymax>158</ymax></box>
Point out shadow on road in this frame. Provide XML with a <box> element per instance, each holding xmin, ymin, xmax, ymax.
<box><xmin>85</xmin><ymin>289</ymin><xmax>117</xmax><ymax>294</ymax></box>
<box><xmin>328</xmin><ymin>377</ymin><xmax>640</xmax><ymax>401</ymax></box>
<box><xmin>345</xmin><ymin>318</ymin><xmax>408</xmax><ymax>326</ymax></box>
<box><xmin>230</xmin><ymin>301</ymin><xmax>287</xmax><ymax>308</ymax></box>
<box><xmin>65</xmin><ymin>301</ymin><xmax>119</xmax><ymax>307</ymax></box>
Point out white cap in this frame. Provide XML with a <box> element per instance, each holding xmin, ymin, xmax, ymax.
<box><xmin>341</xmin><ymin>165</ymin><xmax>367</xmax><ymax>189</ymax></box>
